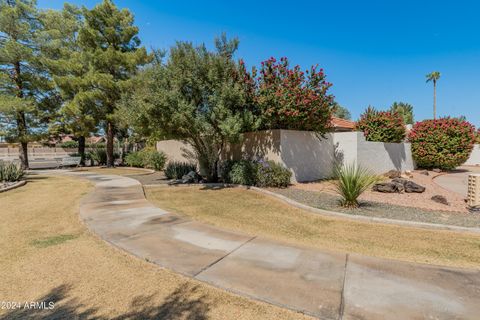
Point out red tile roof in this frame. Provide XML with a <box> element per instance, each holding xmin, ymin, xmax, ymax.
<box><xmin>331</xmin><ymin>117</ymin><xmax>356</xmax><ymax>130</ymax></box>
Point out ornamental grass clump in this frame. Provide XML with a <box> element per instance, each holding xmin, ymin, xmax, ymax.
<box><xmin>408</xmin><ymin>118</ymin><xmax>475</xmax><ymax>170</ymax></box>
<box><xmin>164</xmin><ymin>161</ymin><xmax>197</xmax><ymax>180</ymax></box>
<box><xmin>0</xmin><ymin>161</ymin><xmax>25</xmax><ymax>182</ymax></box>
<box><xmin>333</xmin><ymin>163</ymin><xmax>379</xmax><ymax>208</ymax></box>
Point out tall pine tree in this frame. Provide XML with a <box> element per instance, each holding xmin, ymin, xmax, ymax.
<box><xmin>77</xmin><ymin>0</ymin><xmax>150</xmax><ymax>167</ymax></box>
<box><xmin>0</xmin><ymin>0</ymin><xmax>56</xmax><ymax>169</ymax></box>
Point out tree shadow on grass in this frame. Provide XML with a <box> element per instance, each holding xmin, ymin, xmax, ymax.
<box><xmin>1</xmin><ymin>282</ymin><xmax>212</xmax><ymax>320</ymax></box>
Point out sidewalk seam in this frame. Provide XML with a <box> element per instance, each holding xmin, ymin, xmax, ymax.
<box><xmin>339</xmin><ymin>253</ymin><xmax>349</xmax><ymax>320</ymax></box>
<box><xmin>193</xmin><ymin>236</ymin><xmax>257</xmax><ymax>278</ymax></box>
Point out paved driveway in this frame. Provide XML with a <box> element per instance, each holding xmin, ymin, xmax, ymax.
<box><xmin>435</xmin><ymin>166</ymin><xmax>480</xmax><ymax>196</ymax></box>
<box><xmin>62</xmin><ymin>171</ymin><xmax>480</xmax><ymax>320</ymax></box>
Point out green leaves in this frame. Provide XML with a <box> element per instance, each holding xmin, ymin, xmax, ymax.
<box><xmin>333</xmin><ymin>163</ymin><xmax>379</xmax><ymax>208</ymax></box>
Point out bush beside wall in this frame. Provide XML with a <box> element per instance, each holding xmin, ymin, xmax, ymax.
<box><xmin>222</xmin><ymin>159</ymin><xmax>291</xmax><ymax>187</ymax></box>
<box><xmin>408</xmin><ymin>118</ymin><xmax>476</xmax><ymax>170</ymax></box>
<box><xmin>356</xmin><ymin>109</ymin><xmax>406</xmax><ymax>143</ymax></box>
<box><xmin>125</xmin><ymin>148</ymin><xmax>167</xmax><ymax>171</ymax></box>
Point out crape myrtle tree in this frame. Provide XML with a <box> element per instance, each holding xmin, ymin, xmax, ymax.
<box><xmin>0</xmin><ymin>0</ymin><xmax>57</xmax><ymax>169</ymax></box>
<box><xmin>77</xmin><ymin>0</ymin><xmax>149</xmax><ymax>167</ymax></box>
<box><xmin>119</xmin><ymin>35</ymin><xmax>259</xmax><ymax>182</ymax></box>
<box><xmin>252</xmin><ymin>57</ymin><xmax>335</xmax><ymax>133</ymax></box>
<box><xmin>40</xmin><ymin>4</ymin><xmax>98</xmax><ymax>165</ymax></box>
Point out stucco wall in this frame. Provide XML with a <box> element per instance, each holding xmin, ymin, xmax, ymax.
<box><xmin>465</xmin><ymin>144</ymin><xmax>480</xmax><ymax>166</ymax></box>
<box><xmin>156</xmin><ymin>130</ymin><xmax>416</xmax><ymax>182</ymax></box>
<box><xmin>155</xmin><ymin>140</ymin><xmax>195</xmax><ymax>163</ymax></box>
<box><xmin>280</xmin><ymin>130</ymin><xmax>334</xmax><ymax>181</ymax></box>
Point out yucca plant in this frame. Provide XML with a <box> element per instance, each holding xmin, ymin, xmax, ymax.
<box><xmin>333</xmin><ymin>163</ymin><xmax>379</xmax><ymax>208</ymax></box>
<box><xmin>0</xmin><ymin>161</ymin><xmax>25</xmax><ymax>182</ymax></box>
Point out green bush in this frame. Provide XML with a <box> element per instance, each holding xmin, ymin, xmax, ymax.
<box><xmin>0</xmin><ymin>161</ymin><xmax>25</xmax><ymax>182</ymax></box>
<box><xmin>222</xmin><ymin>159</ymin><xmax>291</xmax><ymax>188</ymax></box>
<box><xmin>164</xmin><ymin>161</ymin><xmax>197</xmax><ymax>179</ymax></box>
<box><xmin>88</xmin><ymin>148</ymin><xmax>120</xmax><ymax>166</ymax></box>
<box><xmin>408</xmin><ymin>118</ymin><xmax>476</xmax><ymax>170</ymax></box>
<box><xmin>59</xmin><ymin>141</ymin><xmax>78</xmax><ymax>148</ymax></box>
<box><xmin>125</xmin><ymin>148</ymin><xmax>167</xmax><ymax>171</ymax></box>
<box><xmin>225</xmin><ymin>160</ymin><xmax>258</xmax><ymax>186</ymax></box>
<box><xmin>256</xmin><ymin>160</ymin><xmax>292</xmax><ymax>188</ymax></box>
<box><xmin>333</xmin><ymin>163</ymin><xmax>379</xmax><ymax>208</ymax></box>
<box><xmin>356</xmin><ymin>107</ymin><xmax>406</xmax><ymax>142</ymax></box>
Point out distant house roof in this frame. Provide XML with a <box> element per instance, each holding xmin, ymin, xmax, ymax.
<box><xmin>331</xmin><ymin>117</ymin><xmax>356</xmax><ymax>131</ymax></box>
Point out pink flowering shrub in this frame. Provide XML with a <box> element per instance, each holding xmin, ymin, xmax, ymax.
<box><xmin>239</xmin><ymin>57</ymin><xmax>335</xmax><ymax>133</ymax></box>
<box><xmin>356</xmin><ymin>108</ymin><xmax>406</xmax><ymax>142</ymax></box>
<box><xmin>408</xmin><ymin>118</ymin><xmax>476</xmax><ymax>170</ymax></box>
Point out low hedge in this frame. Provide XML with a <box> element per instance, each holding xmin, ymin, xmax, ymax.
<box><xmin>125</xmin><ymin>148</ymin><xmax>167</xmax><ymax>171</ymax></box>
<box><xmin>222</xmin><ymin>159</ymin><xmax>291</xmax><ymax>188</ymax></box>
<box><xmin>0</xmin><ymin>161</ymin><xmax>24</xmax><ymax>182</ymax></box>
<box><xmin>408</xmin><ymin>118</ymin><xmax>476</xmax><ymax>170</ymax></box>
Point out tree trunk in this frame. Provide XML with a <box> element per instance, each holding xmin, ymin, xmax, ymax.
<box><xmin>18</xmin><ymin>141</ymin><xmax>28</xmax><ymax>170</ymax></box>
<box><xmin>16</xmin><ymin>111</ymin><xmax>29</xmax><ymax>170</ymax></box>
<box><xmin>106</xmin><ymin>121</ymin><xmax>115</xmax><ymax>167</ymax></box>
<box><xmin>78</xmin><ymin>136</ymin><xmax>86</xmax><ymax>166</ymax></box>
<box><xmin>433</xmin><ymin>80</ymin><xmax>436</xmax><ymax>120</ymax></box>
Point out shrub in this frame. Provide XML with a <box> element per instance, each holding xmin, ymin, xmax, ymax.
<box><xmin>125</xmin><ymin>152</ymin><xmax>144</xmax><ymax>168</ymax></box>
<box><xmin>256</xmin><ymin>160</ymin><xmax>292</xmax><ymax>188</ymax></box>
<box><xmin>0</xmin><ymin>161</ymin><xmax>25</xmax><ymax>182</ymax></box>
<box><xmin>222</xmin><ymin>159</ymin><xmax>291</xmax><ymax>188</ymax></box>
<box><xmin>408</xmin><ymin>118</ymin><xmax>475</xmax><ymax>170</ymax></box>
<box><xmin>164</xmin><ymin>161</ymin><xmax>197</xmax><ymax>179</ymax></box>
<box><xmin>59</xmin><ymin>141</ymin><xmax>78</xmax><ymax>148</ymax></box>
<box><xmin>225</xmin><ymin>160</ymin><xmax>258</xmax><ymax>186</ymax></box>
<box><xmin>333</xmin><ymin>163</ymin><xmax>379</xmax><ymax>208</ymax></box>
<box><xmin>356</xmin><ymin>107</ymin><xmax>406</xmax><ymax>142</ymax></box>
<box><xmin>88</xmin><ymin>148</ymin><xmax>120</xmax><ymax>166</ymax></box>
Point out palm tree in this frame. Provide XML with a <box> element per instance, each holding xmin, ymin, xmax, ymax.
<box><xmin>390</xmin><ymin>102</ymin><xmax>414</xmax><ymax>124</ymax></box>
<box><xmin>426</xmin><ymin>71</ymin><xmax>441</xmax><ymax>119</ymax></box>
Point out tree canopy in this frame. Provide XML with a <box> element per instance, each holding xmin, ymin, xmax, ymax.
<box><xmin>390</xmin><ymin>102</ymin><xmax>414</xmax><ymax>124</ymax></box>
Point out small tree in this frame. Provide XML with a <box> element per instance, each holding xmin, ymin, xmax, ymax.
<box><xmin>390</xmin><ymin>102</ymin><xmax>414</xmax><ymax>125</ymax></box>
<box><xmin>254</xmin><ymin>57</ymin><xmax>335</xmax><ymax>133</ymax></box>
<box><xmin>409</xmin><ymin>118</ymin><xmax>475</xmax><ymax>170</ymax></box>
<box><xmin>356</xmin><ymin>107</ymin><xmax>406</xmax><ymax>142</ymax></box>
<box><xmin>333</xmin><ymin>103</ymin><xmax>351</xmax><ymax>120</ymax></box>
<box><xmin>119</xmin><ymin>35</ymin><xmax>258</xmax><ymax>182</ymax></box>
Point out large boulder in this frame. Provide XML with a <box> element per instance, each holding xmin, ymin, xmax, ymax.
<box><xmin>392</xmin><ymin>177</ymin><xmax>425</xmax><ymax>193</ymax></box>
<box><xmin>181</xmin><ymin>171</ymin><xmax>201</xmax><ymax>184</ymax></box>
<box><xmin>373</xmin><ymin>182</ymin><xmax>405</xmax><ymax>193</ymax></box>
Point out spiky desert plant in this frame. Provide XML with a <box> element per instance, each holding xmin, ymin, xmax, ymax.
<box><xmin>333</xmin><ymin>163</ymin><xmax>379</xmax><ymax>208</ymax></box>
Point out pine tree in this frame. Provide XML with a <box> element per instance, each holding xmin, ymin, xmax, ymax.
<box><xmin>0</xmin><ymin>0</ymin><xmax>56</xmax><ymax>169</ymax></box>
<box><xmin>40</xmin><ymin>4</ymin><xmax>99</xmax><ymax>165</ymax></box>
<box><xmin>77</xmin><ymin>0</ymin><xmax>150</xmax><ymax>167</ymax></box>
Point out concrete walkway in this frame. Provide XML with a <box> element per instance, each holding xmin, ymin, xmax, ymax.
<box><xmin>435</xmin><ymin>166</ymin><xmax>480</xmax><ymax>196</ymax></box>
<box><xmin>71</xmin><ymin>171</ymin><xmax>480</xmax><ymax>320</ymax></box>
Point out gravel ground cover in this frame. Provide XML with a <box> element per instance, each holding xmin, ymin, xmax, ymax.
<box><xmin>271</xmin><ymin>187</ymin><xmax>480</xmax><ymax>228</ymax></box>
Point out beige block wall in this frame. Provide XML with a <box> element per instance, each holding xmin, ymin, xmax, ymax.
<box><xmin>156</xmin><ymin>140</ymin><xmax>195</xmax><ymax>163</ymax></box>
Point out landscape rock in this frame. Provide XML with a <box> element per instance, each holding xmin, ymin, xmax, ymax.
<box><xmin>182</xmin><ymin>171</ymin><xmax>201</xmax><ymax>183</ymax></box>
<box><xmin>384</xmin><ymin>170</ymin><xmax>402</xmax><ymax>179</ymax></box>
<box><xmin>373</xmin><ymin>182</ymin><xmax>405</xmax><ymax>193</ymax></box>
<box><xmin>433</xmin><ymin>168</ymin><xmax>442</xmax><ymax>173</ymax></box>
<box><xmin>419</xmin><ymin>170</ymin><xmax>429</xmax><ymax>176</ymax></box>
<box><xmin>431</xmin><ymin>195</ymin><xmax>449</xmax><ymax>206</ymax></box>
<box><xmin>392</xmin><ymin>178</ymin><xmax>426</xmax><ymax>193</ymax></box>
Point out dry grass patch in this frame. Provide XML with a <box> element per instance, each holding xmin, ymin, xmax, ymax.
<box><xmin>146</xmin><ymin>186</ymin><xmax>480</xmax><ymax>269</ymax></box>
<box><xmin>73</xmin><ymin>167</ymin><xmax>151</xmax><ymax>176</ymax></box>
<box><xmin>0</xmin><ymin>175</ymin><xmax>311</xmax><ymax>320</ymax></box>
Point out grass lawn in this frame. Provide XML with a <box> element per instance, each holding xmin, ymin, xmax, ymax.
<box><xmin>72</xmin><ymin>166</ymin><xmax>151</xmax><ymax>176</ymax></box>
<box><xmin>0</xmin><ymin>175</ymin><xmax>310</xmax><ymax>320</ymax></box>
<box><xmin>146</xmin><ymin>186</ymin><xmax>480</xmax><ymax>269</ymax></box>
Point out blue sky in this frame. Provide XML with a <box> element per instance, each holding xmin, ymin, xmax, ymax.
<box><xmin>38</xmin><ymin>0</ymin><xmax>480</xmax><ymax>126</ymax></box>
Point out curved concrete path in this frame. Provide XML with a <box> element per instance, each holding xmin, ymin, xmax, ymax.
<box><xmin>435</xmin><ymin>166</ymin><xmax>480</xmax><ymax>197</ymax></box>
<box><xmin>69</xmin><ymin>171</ymin><xmax>480</xmax><ymax>320</ymax></box>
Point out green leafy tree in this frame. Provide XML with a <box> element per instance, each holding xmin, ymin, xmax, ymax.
<box><xmin>390</xmin><ymin>102</ymin><xmax>414</xmax><ymax>124</ymax></box>
<box><xmin>0</xmin><ymin>0</ymin><xmax>56</xmax><ymax>169</ymax></box>
<box><xmin>426</xmin><ymin>71</ymin><xmax>441</xmax><ymax>119</ymax></box>
<box><xmin>333</xmin><ymin>103</ymin><xmax>351</xmax><ymax>120</ymax></box>
<box><xmin>119</xmin><ymin>35</ymin><xmax>258</xmax><ymax>182</ymax></box>
<box><xmin>76</xmin><ymin>0</ymin><xmax>149</xmax><ymax>167</ymax></box>
<box><xmin>40</xmin><ymin>4</ymin><xmax>98</xmax><ymax>165</ymax></box>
